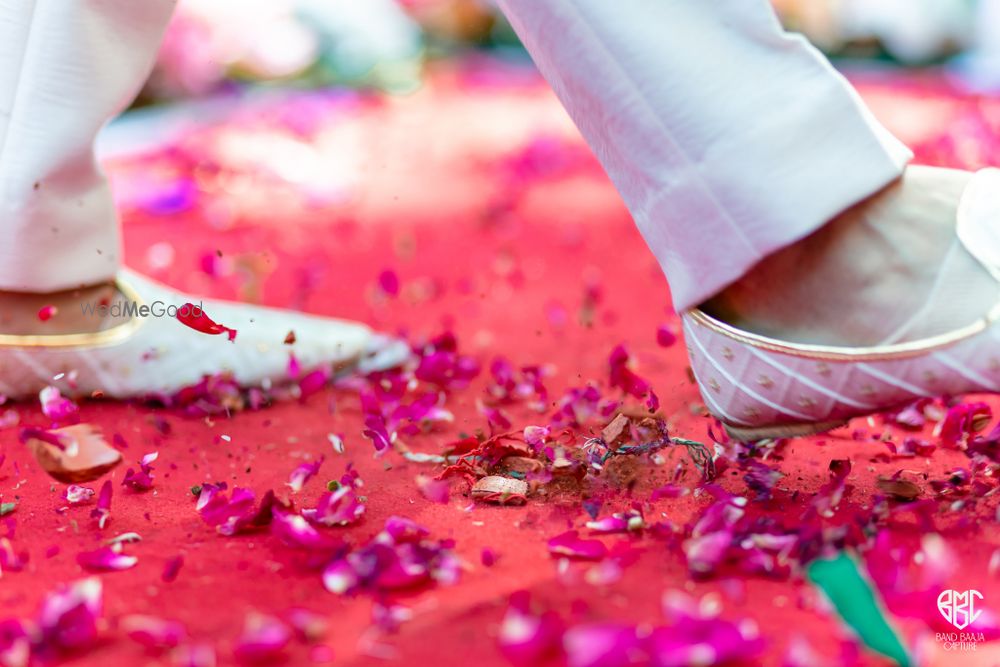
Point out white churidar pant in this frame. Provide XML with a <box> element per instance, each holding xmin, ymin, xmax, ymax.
<box><xmin>497</xmin><ymin>0</ymin><xmax>912</xmax><ymax>310</ymax></box>
<box><xmin>0</xmin><ymin>0</ymin><xmax>911</xmax><ymax>310</ymax></box>
<box><xmin>0</xmin><ymin>0</ymin><xmax>175</xmax><ymax>292</ymax></box>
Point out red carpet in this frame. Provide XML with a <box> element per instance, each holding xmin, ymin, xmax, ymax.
<box><xmin>2</xmin><ymin>59</ymin><xmax>1000</xmax><ymax>667</ymax></box>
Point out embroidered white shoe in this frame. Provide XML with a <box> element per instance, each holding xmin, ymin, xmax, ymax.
<box><xmin>0</xmin><ymin>269</ymin><xmax>409</xmax><ymax>400</ymax></box>
<box><xmin>683</xmin><ymin>168</ymin><xmax>1000</xmax><ymax>442</ymax></box>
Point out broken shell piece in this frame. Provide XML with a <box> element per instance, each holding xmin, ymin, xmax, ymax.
<box><xmin>497</xmin><ymin>456</ymin><xmax>543</xmax><ymax>476</ymax></box>
<box><xmin>471</xmin><ymin>476</ymin><xmax>528</xmax><ymax>505</ymax></box>
<box><xmin>601</xmin><ymin>414</ymin><xmax>631</xmax><ymax>449</ymax></box>
<box><xmin>550</xmin><ymin>451</ymin><xmax>586</xmax><ymax>479</ymax></box>
<box><xmin>106</xmin><ymin>532</ymin><xmax>143</xmax><ymax>545</ymax></box>
<box><xmin>876</xmin><ymin>477</ymin><xmax>920</xmax><ymax>502</ymax></box>
<box><xmin>26</xmin><ymin>424</ymin><xmax>122</xmax><ymax>483</ymax></box>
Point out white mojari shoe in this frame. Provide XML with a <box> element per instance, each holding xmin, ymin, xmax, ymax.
<box><xmin>0</xmin><ymin>269</ymin><xmax>409</xmax><ymax>400</ymax></box>
<box><xmin>682</xmin><ymin>168</ymin><xmax>1000</xmax><ymax>442</ymax></box>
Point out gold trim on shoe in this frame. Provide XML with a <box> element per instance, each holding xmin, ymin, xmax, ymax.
<box><xmin>685</xmin><ymin>299</ymin><xmax>1000</xmax><ymax>362</ymax></box>
<box><xmin>722</xmin><ymin>419</ymin><xmax>849</xmax><ymax>442</ymax></box>
<box><xmin>0</xmin><ymin>276</ymin><xmax>146</xmax><ymax>349</ymax></box>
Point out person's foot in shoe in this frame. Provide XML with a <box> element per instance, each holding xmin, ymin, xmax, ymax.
<box><xmin>0</xmin><ymin>270</ymin><xmax>408</xmax><ymax>399</ymax></box>
<box><xmin>701</xmin><ymin>165</ymin><xmax>1000</xmax><ymax>347</ymax></box>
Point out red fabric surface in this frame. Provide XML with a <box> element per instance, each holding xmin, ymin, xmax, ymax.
<box><xmin>2</xmin><ymin>60</ymin><xmax>1000</xmax><ymax>666</ymax></box>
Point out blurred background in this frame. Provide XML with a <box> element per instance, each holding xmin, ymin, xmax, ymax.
<box><xmin>135</xmin><ymin>0</ymin><xmax>1000</xmax><ymax>108</ymax></box>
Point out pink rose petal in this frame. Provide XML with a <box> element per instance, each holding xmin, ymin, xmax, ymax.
<box><xmin>37</xmin><ymin>578</ymin><xmax>102</xmax><ymax>652</ymax></box>
<box><xmin>175</xmin><ymin>303</ymin><xmax>237</xmax><ymax>341</ymax></box>
<box><xmin>121</xmin><ymin>614</ymin><xmax>186</xmax><ymax>651</ymax></box>
<box><xmin>233</xmin><ymin>614</ymin><xmax>291</xmax><ymax>664</ymax></box>
<box><xmin>285</xmin><ymin>457</ymin><xmax>323</xmax><ymax>493</ymax></box>
<box><xmin>301</xmin><ymin>486</ymin><xmax>365</xmax><ymax>527</ymax></box>
<box><xmin>497</xmin><ymin>591</ymin><xmax>564</xmax><ymax>666</ymax></box>
<box><xmin>90</xmin><ymin>480</ymin><xmax>113</xmax><ymax>529</ymax></box>
<box><xmin>162</xmin><ymin>555</ymin><xmax>184</xmax><ymax>583</ymax></box>
<box><xmin>271</xmin><ymin>510</ymin><xmax>340</xmax><ymax>552</ymax></box>
<box><xmin>64</xmin><ymin>485</ymin><xmax>95</xmax><ymax>505</ymax></box>
<box><xmin>76</xmin><ymin>546</ymin><xmax>136</xmax><ymax>572</ymax></box>
<box><xmin>656</xmin><ymin>324</ymin><xmax>677</xmax><ymax>348</ymax></box>
<box><xmin>122</xmin><ymin>452</ymin><xmax>157</xmax><ymax>492</ymax></box>
<box><xmin>39</xmin><ymin>387</ymin><xmax>78</xmax><ymax>423</ymax></box>
<box><xmin>547</xmin><ymin>531</ymin><xmax>608</xmax><ymax>561</ymax></box>
<box><xmin>416</xmin><ymin>475</ymin><xmax>450</xmax><ymax>504</ymax></box>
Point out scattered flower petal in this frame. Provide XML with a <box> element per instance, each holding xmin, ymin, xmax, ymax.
<box><xmin>175</xmin><ymin>304</ymin><xmax>237</xmax><ymax>341</ymax></box>
<box><xmin>39</xmin><ymin>387</ymin><xmax>78</xmax><ymax>423</ymax></box>
<box><xmin>64</xmin><ymin>485</ymin><xmax>95</xmax><ymax>505</ymax></box>
<box><xmin>76</xmin><ymin>546</ymin><xmax>136</xmax><ymax>572</ymax></box>
<box><xmin>286</xmin><ymin>458</ymin><xmax>323</xmax><ymax>493</ymax></box>
<box><xmin>233</xmin><ymin>614</ymin><xmax>290</xmax><ymax>665</ymax></box>
<box><xmin>547</xmin><ymin>531</ymin><xmax>607</xmax><ymax>561</ymax></box>
<box><xmin>121</xmin><ymin>615</ymin><xmax>186</xmax><ymax>651</ymax></box>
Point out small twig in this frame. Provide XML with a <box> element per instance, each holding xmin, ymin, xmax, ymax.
<box><xmin>594</xmin><ymin>435</ymin><xmax>716</xmax><ymax>479</ymax></box>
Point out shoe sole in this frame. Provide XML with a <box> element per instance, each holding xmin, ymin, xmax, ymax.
<box><xmin>723</xmin><ymin>419</ymin><xmax>849</xmax><ymax>442</ymax></box>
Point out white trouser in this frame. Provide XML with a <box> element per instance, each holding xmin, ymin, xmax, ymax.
<box><xmin>0</xmin><ymin>0</ymin><xmax>175</xmax><ymax>292</ymax></box>
<box><xmin>0</xmin><ymin>0</ymin><xmax>911</xmax><ymax>310</ymax></box>
<box><xmin>497</xmin><ymin>0</ymin><xmax>912</xmax><ymax>310</ymax></box>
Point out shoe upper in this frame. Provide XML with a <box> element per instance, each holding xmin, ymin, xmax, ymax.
<box><xmin>682</xmin><ymin>306</ymin><xmax>1000</xmax><ymax>428</ymax></box>
<box><xmin>0</xmin><ymin>269</ymin><xmax>409</xmax><ymax>400</ymax></box>
<box><xmin>683</xmin><ymin>168</ymin><xmax>1000</xmax><ymax>429</ymax></box>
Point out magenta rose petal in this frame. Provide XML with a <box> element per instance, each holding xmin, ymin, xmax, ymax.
<box><xmin>322</xmin><ymin>517</ymin><xmax>459</xmax><ymax>595</ymax></box>
<box><xmin>175</xmin><ymin>303</ymin><xmax>237</xmax><ymax>341</ymax></box>
<box><xmin>321</xmin><ymin>557</ymin><xmax>360</xmax><ymax>595</ymax></box>
<box><xmin>233</xmin><ymin>613</ymin><xmax>291</xmax><ymax>665</ymax></box>
<box><xmin>301</xmin><ymin>486</ymin><xmax>365</xmax><ymax>527</ymax></box>
<box><xmin>497</xmin><ymin>591</ymin><xmax>564</xmax><ymax>666</ymax></box>
<box><xmin>37</xmin><ymin>305</ymin><xmax>57</xmax><ymax>322</ymax></box>
<box><xmin>121</xmin><ymin>614</ymin><xmax>186</xmax><ymax>651</ymax></box>
<box><xmin>39</xmin><ymin>387</ymin><xmax>79</xmax><ymax>424</ymax></box>
<box><xmin>76</xmin><ymin>545</ymin><xmax>137</xmax><ymax>572</ymax></box>
<box><xmin>0</xmin><ymin>619</ymin><xmax>30</xmax><ymax>667</ymax></box>
<box><xmin>563</xmin><ymin>623</ymin><xmax>643</xmax><ymax>667</ymax></box>
<box><xmin>122</xmin><ymin>452</ymin><xmax>157</xmax><ymax>492</ymax></box>
<box><xmin>195</xmin><ymin>485</ymin><xmax>274</xmax><ymax>536</ymax></box>
<box><xmin>271</xmin><ymin>510</ymin><xmax>340</xmax><ymax>552</ymax></box>
<box><xmin>416</xmin><ymin>475</ymin><xmax>450</xmax><ymax>504</ymax></box>
<box><xmin>171</xmin><ymin>643</ymin><xmax>216</xmax><ymax>667</ymax></box>
<box><xmin>90</xmin><ymin>480</ymin><xmax>113</xmax><ymax>529</ymax></box>
<box><xmin>36</xmin><ymin>577</ymin><xmax>103</xmax><ymax>652</ymax></box>
<box><xmin>656</xmin><ymin>324</ymin><xmax>677</xmax><ymax>348</ymax></box>
<box><xmin>547</xmin><ymin>531</ymin><xmax>608</xmax><ymax>561</ymax></box>
<box><xmin>377</xmin><ymin>269</ymin><xmax>400</xmax><ymax>297</ymax></box>
<box><xmin>64</xmin><ymin>485</ymin><xmax>95</xmax><ymax>505</ymax></box>
<box><xmin>607</xmin><ymin>344</ymin><xmax>652</xmax><ymax>401</ymax></box>
<box><xmin>162</xmin><ymin>555</ymin><xmax>184</xmax><ymax>583</ymax></box>
<box><xmin>284</xmin><ymin>608</ymin><xmax>328</xmax><ymax>642</ymax></box>
<box><xmin>0</xmin><ymin>537</ymin><xmax>28</xmax><ymax>574</ymax></box>
<box><xmin>585</xmin><ymin>510</ymin><xmax>643</xmax><ymax>535</ymax></box>
<box><xmin>286</xmin><ymin>457</ymin><xmax>324</xmax><ymax>493</ymax></box>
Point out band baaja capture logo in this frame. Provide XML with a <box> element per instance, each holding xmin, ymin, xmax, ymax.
<box><xmin>936</xmin><ymin>589</ymin><xmax>986</xmax><ymax>652</ymax></box>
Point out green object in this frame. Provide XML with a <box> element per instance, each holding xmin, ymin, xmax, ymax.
<box><xmin>808</xmin><ymin>553</ymin><xmax>911</xmax><ymax>667</ymax></box>
<box><xmin>0</xmin><ymin>502</ymin><xmax>15</xmax><ymax>516</ymax></box>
